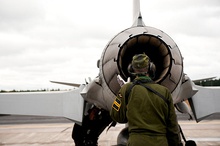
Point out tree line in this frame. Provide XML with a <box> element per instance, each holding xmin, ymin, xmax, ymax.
<box><xmin>194</xmin><ymin>78</ymin><xmax>220</xmax><ymax>86</ymax></box>
<box><xmin>1</xmin><ymin>78</ymin><xmax>219</xmax><ymax>93</ymax></box>
<box><xmin>0</xmin><ymin>89</ymin><xmax>62</xmax><ymax>93</ymax></box>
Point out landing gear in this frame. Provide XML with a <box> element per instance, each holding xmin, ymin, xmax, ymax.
<box><xmin>72</xmin><ymin>105</ymin><xmax>112</xmax><ymax>146</ymax></box>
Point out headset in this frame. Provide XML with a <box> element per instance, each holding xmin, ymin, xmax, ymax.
<box><xmin>127</xmin><ymin>61</ymin><xmax>156</xmax><ymax>79</ymax></box>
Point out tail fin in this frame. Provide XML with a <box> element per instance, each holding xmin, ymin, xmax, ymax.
<box><xmin>132</xmin><ymin>0</ymin><xmax>145</xmax><ymax>26</ymax></box>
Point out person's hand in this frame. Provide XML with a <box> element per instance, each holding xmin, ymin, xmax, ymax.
<box><xmin>117</xmin><ymin>75</ymin><xmax>130</xmax><ymax>87</ymax></box>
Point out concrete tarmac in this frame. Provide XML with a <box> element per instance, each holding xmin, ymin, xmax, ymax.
<box><xmin>0</xmin><ymin>114</ymin><xmax>220</xmax><ymax>146</ymax></box>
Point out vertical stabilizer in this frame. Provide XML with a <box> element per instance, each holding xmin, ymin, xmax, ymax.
<box><xmin>133</xmin><ymin>0</ymin><xmax>140</xmax><ymax>22</ymax></box>
<box><xmin>132</xmin><ymin>0</ymin><xmax>145</xmax><ymax>26</ymax></box>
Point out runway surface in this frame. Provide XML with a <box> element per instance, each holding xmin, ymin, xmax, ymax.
<box><xmin>0</xmin><ymin>114</ymin><xmax>220</xmax><ymax>146</ymax></box>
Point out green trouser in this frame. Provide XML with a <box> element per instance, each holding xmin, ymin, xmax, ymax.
<box><xmin>127</xmin><ymin>134</ymin><xmax>168</xmax><ymax>146</ymax></box>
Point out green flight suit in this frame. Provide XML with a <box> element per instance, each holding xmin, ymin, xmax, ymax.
<box><xmin>110</xmin><ymin>76</ymin><xmax>181</xmax><ymax>146</ymax></box>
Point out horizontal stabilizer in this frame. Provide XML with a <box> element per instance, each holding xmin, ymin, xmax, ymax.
<box><xmin>0</xmin><ymin>85</ymin><xmax>85</xmax><ymax>124</ymax></box>
<box><xmin>189</xmin><ymin>84</ymin><xmax>220</xmax><ymax>122</ymax></box>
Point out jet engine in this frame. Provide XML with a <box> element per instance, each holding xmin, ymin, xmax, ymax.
<box><xmin>82</xmin><ymin>25</ymin><xmax>184</xmax><ymax>111</ymax></box>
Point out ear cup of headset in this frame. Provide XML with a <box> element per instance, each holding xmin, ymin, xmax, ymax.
<box><xmin>127</xmin><ymin>64</ymin><xmax>135</xmax><ymax>76</ymax></box>
<box><xmin>148</xmin><ymin>62</ymin><xmax>156</xmax><ymax>79</ymax></box>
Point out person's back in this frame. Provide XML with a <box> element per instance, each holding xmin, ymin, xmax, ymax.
<box><xmin>127</xmin><ymin>81</ymin><xmax>169</xmax><ymax>132</ymax></box>
<box><xmin>125</xmin><ymin>77</ymin><xmax>178</xmax><ymax>146</ymax></box>
<box><xmin>110</xmin><ymin>53</ymin><xmax>182</xmax><ymax>146</ymax></box>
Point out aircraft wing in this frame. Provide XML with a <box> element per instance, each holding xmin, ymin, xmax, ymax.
<box><xmin>0</xmin><ymin>85</ymin><xmax>85</xmax><ymax>125</ymax></box>
<box><xmin>189</xmin><ymin>83</ymin><xmax>220</xmax><ymax>122</ymax></box>
<box><xmin>192</xmin><ymin>77</ymin><xmax>216</xmax><ymax>85</ymax></box>
<box><xmin>50</xmin><ymin>81</ymin><xmax>81</xmax><ymax>87</ymax></box>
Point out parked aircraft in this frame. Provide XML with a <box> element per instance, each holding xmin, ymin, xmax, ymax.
<box><xmin>0</xmin><ymin>0</ymin><xmax>220</xmax><ymax>145</ymax></box>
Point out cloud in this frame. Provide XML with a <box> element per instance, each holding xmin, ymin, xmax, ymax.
<box><xmin>0</xmin><ymin>0</ymin><xmax>45</xmax><ymax>31</ymax></box>
<box><xmin>0</xmin><ymin>0</ymin><xmax>220</xmax><ymax>90</ymax></box>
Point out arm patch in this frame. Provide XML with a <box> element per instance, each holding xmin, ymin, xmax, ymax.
<box><xmin>112</xmin><ymin>97</ymin><xmax>121</xmax><ymax>111</ymax></box>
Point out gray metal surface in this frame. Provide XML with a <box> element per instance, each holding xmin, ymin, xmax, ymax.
<box><xmin>0</xmin><ymin>85</ymin><xmax>85</xmax><ymax>124</ymax></box>
<box><xmin>190</xmin><ymin>84</ymin><xmax>220</xmax><ymax>122</ymax></box>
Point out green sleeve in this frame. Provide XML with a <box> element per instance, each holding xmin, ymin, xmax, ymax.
<box><xmin>110</xmin><ymin>85</ymin><xmax>128</xmax><ymax>123</ymax></box>
<box><xmin>166</xmin><ymin>91</ymin><xmax>182</xmax><ymax>146</ymax></box>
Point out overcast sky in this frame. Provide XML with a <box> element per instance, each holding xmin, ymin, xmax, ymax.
<box><xmin>0</xmin><ymin>0</ymin><xmax>220</xmax><ymax>90</ymax></box>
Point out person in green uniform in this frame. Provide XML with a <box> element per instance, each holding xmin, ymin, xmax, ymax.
<box><xmin>110</xmin><ymin>54</ymin><xmax>182</xmax><ymax>146</ymax></box>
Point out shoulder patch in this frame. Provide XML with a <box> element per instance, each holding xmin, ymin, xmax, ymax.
<box><xmin>112</xmin><ymin>97</ymin><xmax>121</xmax><ymax>111</ymax></box>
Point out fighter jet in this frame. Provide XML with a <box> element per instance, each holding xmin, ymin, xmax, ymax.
<box><xmin>0</xmin><ymin>0</ymin><xmax>220</xmax><ymax>145</ymax></box>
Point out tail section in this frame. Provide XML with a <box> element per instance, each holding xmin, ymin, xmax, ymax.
<box><xmin>132</xmin><ymin>0</ymin><xmax>145</xmax><ymax>26</ymax></box>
